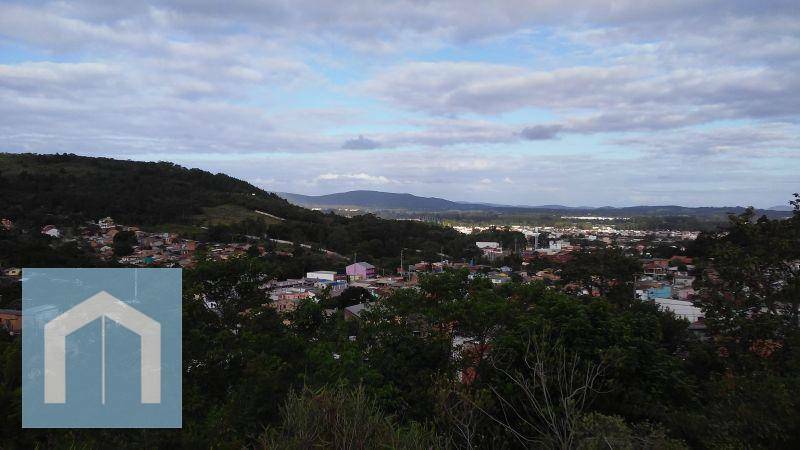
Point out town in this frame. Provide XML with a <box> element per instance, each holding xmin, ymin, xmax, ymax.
<box><xmin>0</xmin><ymin>215</ymin><xmax>705</xmax><ymax>336</ymax></box>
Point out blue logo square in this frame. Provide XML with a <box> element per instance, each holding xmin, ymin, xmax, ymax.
<box><xmin>22</xmin><ymin>268</ymin><xmax>182</xmax><ymax>428</ymax></box>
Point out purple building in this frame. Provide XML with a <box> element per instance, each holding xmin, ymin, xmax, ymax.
<box><xmin>346</xmin><ymin>262</ymin><xmax>376</xmax><ymax>280</ymax></box>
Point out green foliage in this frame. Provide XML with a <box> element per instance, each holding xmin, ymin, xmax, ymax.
<box><xmin>112</xmin><ymin>230</ymin><xmax>136</xmax><ymax>256</ymax></box>
<box><xmin>696</xmin><ymin>202</ymin><xmax>800</xmax><ymax>369</ymax></box>
<box><xmin>325</xmin><ymin>286</ymin><xmax>373</xmax><ymax>309</ymax></box>
<box><xmin>574</xmin><ymin>413</ymin><xmax>687</xmax><ymax>450</ymax></box>
<box><xmin>471</xmin><ymin>226</ymin><xmax>527</xmax><ymax>251</ymax></box>
<box><xmin>258</xmin><ymin>384</ymin><xmax>443</xmax><ymax>449</ymax></box>
<box><xmin>560</xmin><ymin>248</ymin><xmax>642</xmax><ymax>300</ymax></box>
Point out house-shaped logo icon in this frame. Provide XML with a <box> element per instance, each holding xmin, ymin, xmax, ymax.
<box><xmin>23</xmin><ymin>268</ymin><xmax>181</xmax><ymax>428</ymax></box>
<box><xmin>44</xmin><ymin>290</ymin><xmax>161</xmax><ymax>404</ymax></box>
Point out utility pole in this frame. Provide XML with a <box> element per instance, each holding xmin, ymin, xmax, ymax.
<box><xmin>400</xmin><ymin>248</ymin><xmax>404</xmax><ymax>279</ymax></box>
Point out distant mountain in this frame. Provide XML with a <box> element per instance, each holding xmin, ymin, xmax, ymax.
<box><xmin>280</xmin><ymin>190</ymin><xmax>588</xmax><ymax>212</ymax></box>
<box><xmin>279</xmin><ymin>190</ymin><xmax>499</xmax><ymax>211</ymax></box>
<box><xmin>280</xmin><ymin>190</ymin><xmax>793</xmax><ymax>218</ymax></box>
<box><xmin>768</xmin><ymin>204</ymin><xmax>794</xmax><ymax>211</ymax></box>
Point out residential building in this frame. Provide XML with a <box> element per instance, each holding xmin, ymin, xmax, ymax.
<box><xmin>654</xmin><ymin>298</ymin><xmax>703</xmax><ymax>322</ymax></box>
<box><xmin>98</xmin><ymin>216</ymin><xmax>115</xmax><ymax>230</ymax></box>
<box><xmin>346</xmin><ymin>262</ymin><xmax>376</xmax><ymax>280</ymax></box>
<box><xmin>0</xmin><ymin>309</ymin><xmax>22</xmax><ymax>334</ymax></box>
<box><xmin>343</xmin><ymin>302</ymin><xmax>373</xmax><ymax>320</ymax></box>
<box><xmin>41</xmin><ymin>225</ymin><xmax>61</xmax><ymax>238</ymax></box>
<box><xmin>475</xmin><ymin>241</ymin><xmax>501</xmax><ymax>250</ymax></box>
<box><xmin>269</xmin><ymin>288</ymin><xmax>315</xmax><ymax>314</ymax></box>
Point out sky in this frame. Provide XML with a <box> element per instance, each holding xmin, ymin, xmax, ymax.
<box><xmin>0</xmin><ymin>1</ymin><xmax>798</xmax><ymax>208</ymax></box>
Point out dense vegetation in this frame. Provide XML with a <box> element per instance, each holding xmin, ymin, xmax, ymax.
<box><xmin>1</xmin><ymin>198</ymin><xmax>798</xmax><ymax>448</ymax></box>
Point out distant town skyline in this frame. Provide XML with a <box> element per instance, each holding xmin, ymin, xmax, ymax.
<box><xmin>1</xmin><ymin>1</ymin><xmax>798</xmax><ymax>207</ymax></box>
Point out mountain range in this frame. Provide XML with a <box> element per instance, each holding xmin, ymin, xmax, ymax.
<box><xmin>279</xmin><ymin>190</ymin><xmax>793</xmax><ymax>217</ymax></box>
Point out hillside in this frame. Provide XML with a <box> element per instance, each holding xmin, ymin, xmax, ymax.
<box><xmin>0</xmin><ymin>153</ymin><xmax>320</xmax><ymax>229</ymax></box>
<box><xmin>0</xmin><ymin>153</ymin><xmax>477</xmax><ymax>266</ymax></box>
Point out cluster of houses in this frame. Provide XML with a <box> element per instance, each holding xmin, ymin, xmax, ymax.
<box><xmin>262</xmin><ymin>262</ymin><xmax>403</xmax><ymax>315</ymax></box>
<box><xmin>468</xmin><ymin>231</ymin><xmax>706</xmax><ymax>330</ymax></box>
<box><xmin>462</xmin><ymin>224</ymin><xmax>699</xmax><ymax>258</ymax></box>
<box><xmin>80</xmin><ymin>217</ymin><xmax>266</xmax><ymax>267</ymax></box>
<box><xmin>77</xmin><ymin>217</ymin><xmax>199</xmax><ymax>267</ymax></box>
<box><xmin>634</xmin><ymin>256</ymin><xmax>704</xmax><ymax>330</ymax></box>
<box><xmin>0</xmin><ymin>215</ymin><xmax>709</xmax><ymax>338</ymax></box>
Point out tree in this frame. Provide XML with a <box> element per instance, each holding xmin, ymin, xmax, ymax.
<box><xmin>330</xmin><ymin>286</ymin><xmax>372</xmax><ymax>309</ymax></box>
<box><xmin>257</xmin><ymin>384</ymin><xmax>443</xmax><ymax>449</ymax></box>
<box><xmin>561</xmin><ymin>248</ymin><xmax>641</xmax><ymax>300</ymax></box>
<box><xmin>695</xmin><ymin>196</ymin><xmax>800</xmax><ymax>368</ymax></box>
<box><xmin>573</xmin><ymin>413</ymin><xmax>686</xmax><ymax>449</ymax></box>
<box><xmin>477</xmin><ymin>332</ymin><xmax>606</xmax><ymax>449</ymax></box>
<box><xmin>112</xmin><ymin>230</ymin><xmax>136</xmax><ymax>257</ymax></box>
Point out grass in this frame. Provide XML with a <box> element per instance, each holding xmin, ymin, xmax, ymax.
<box><xmin>198</xmin><ymin>204</ymin><xmax>280</xmax><ymax>226</ymax></box>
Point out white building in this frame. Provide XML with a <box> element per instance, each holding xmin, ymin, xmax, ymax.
<box><xmin>41</xmin><ymin>225</ymin><xmax>61</xmax><ymax>238</ymax></box>
<box><xmin>306</xmin><ymin>270</ymin><xmax>337</xmax><ymax>282</ymax></box>
<box><xmin>98</xmin><ymin>217</ymin><xmax>115</xmax><ymax>230</ymax></box>
<box><xmin>654</xmin><ymin>298</ymin><xmax>703</xmax><ymax>322</ymax></box>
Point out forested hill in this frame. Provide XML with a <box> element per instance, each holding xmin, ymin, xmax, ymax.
<box><xmin>0</xmin><ymin>153</ymin><xmax>478</xmax><ymax>265</ymax></box>
<box><xmin>0</xmin><ymin>153</ymin><xmax>318</xmax><ymax>227</ymax></box>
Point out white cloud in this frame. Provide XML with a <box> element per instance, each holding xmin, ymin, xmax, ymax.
<box><xmin>0</xmin><ymin>0</ymin><xmax>798</xmax><ymax>206</ymax></box>
<box><xmin>314</xmin><ymin>173</ymin><xmax>396</xmax><ymax>185</ymax></box>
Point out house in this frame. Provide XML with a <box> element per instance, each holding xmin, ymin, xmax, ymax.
<box><xmin>346</xmin><ymin>262</ymin><xmax>376</xmax><ymax>280</ymax></box>
<box><xmin>269</xmin><ymin>288</ymin><xmax>315</xmax><ymax>314</ymax></box>
<box><xmin>316</xmin><ymin>279</ymin><xmax>348</xmax><ymax>295</ymax></box>
<box><xmin>654</xmin><ymin>298</ymin><xmax>703</xmax><ymax>322</ymax></box>
<box><xmin>643</xmin><ymin>260</ymin><xmax>668</xmax><ymax>278</ymax></box>
<box><xmin>488</xmin><ymin>272</ymin><xmax>510</xmax><ymax>285</ymax></box>
<box><xmin>533</xmin><ymin>269</ymin><xmax>561</xmax><ymax>282</ymax></box>
<box><xmin>475</xmin><ymin>242</ymin><xmax>503</xmax><ymax>260</ymax></box>
<box><xmin>3</xmin><ymin>267</ymin><xmax>21</xmax><ymax>278</ymax></box>
<box><xmin>673</xmin><ymin>275</ymin><xmax>695</xmax><ymax>289</ymax></box>
<box><xmin>675</xmin><ymin>287</ymin><xmax>695</xmax><ymax>300</ymax></box>
<box><xmin>688</xmin><ymin>318</ymin><xmax>709</xmax><ymax>340</ymax></box>
<box><xmin>306</xmin><ymin>270</ymin><xmax>337</xmax><ymax>282</ymax></box>
<box><xmin>343</xmin><ymin>302</ymin><xmax>373</xmax><ymax>320</ymax></box>
<box><xmin>98</xmin><ymin>216</ymin><xmax>115</xmax><ymax>230</ymax></box>
<box><xmin>475</xmin><ymin>242</ymin><xmax>501</xmax><ymax>250</ymax></box>
<box><xmin>0</xmin><ymin>309</ymin><xmax>22</xmax><ymax>334</ymax></box>
<box><xmin>41</xmin><ymin>225</ymin><xmax>61</xmax><ymax>238</ymax></box>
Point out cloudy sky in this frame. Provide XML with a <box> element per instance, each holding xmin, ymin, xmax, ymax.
<box><xmin>1</xmin><ymin>1</ymin><xmax>798</xmax><ymax>207</ymax></box>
